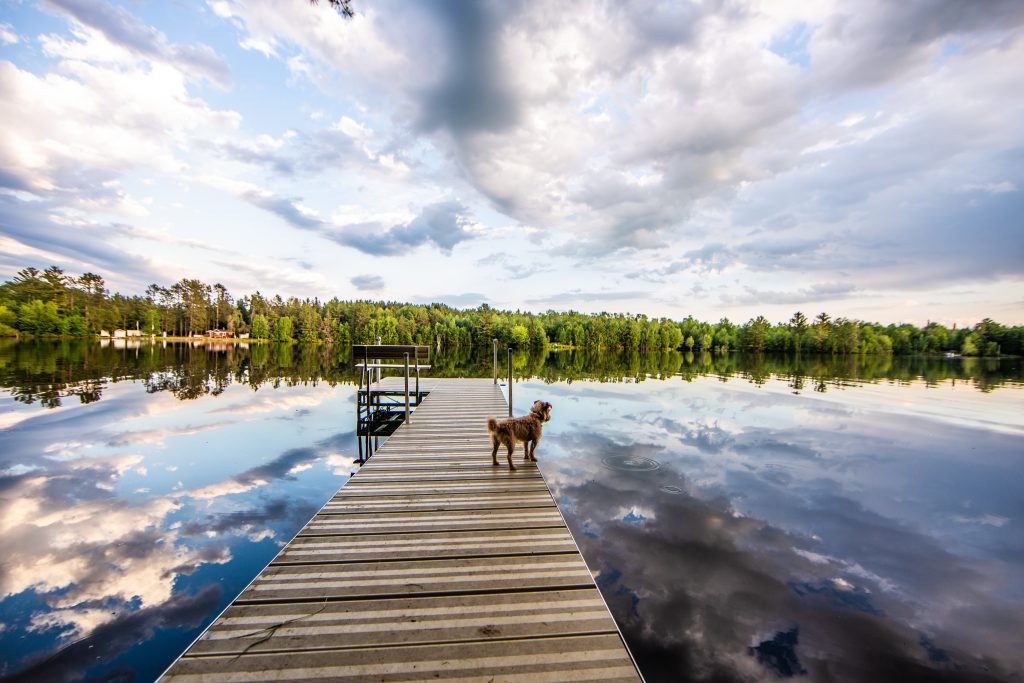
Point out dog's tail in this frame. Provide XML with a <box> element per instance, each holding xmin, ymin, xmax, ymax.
<box><xmin>487</xmin><ymin>417</ymin><xmax>498</xmax><ymax>433</ymax></box>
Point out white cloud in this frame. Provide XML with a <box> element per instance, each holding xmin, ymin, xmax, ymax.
<box><xmin>210</xmin><ymin>393</ymin><xmax>325</xmax><ymax>416</ymax></box>
<box><xmin>41</xmin><ymin>0</ymin><xmax>231</xmax><ymax>86</ymax></box>
<box><xmin>953</xmin><ymin>514</ymin><xmax>1010</xmax><ymax>527</ymax></box>
<box><xmin>351</xmin><ymin>273</ymin><xmax>384</xmax><ymax>291</ymax></box>
<box><xmin>0</xmin><ymin>22</ymin><xmax>19</xmax><ymax>44</ymax></box>
<box><xmin>0</xmin><ymin>409</ymin><xmax>39</xmax><ymax>430</ymax></box>
<box><xmin>961</xmin><ymin>181</ymin><xmax>1017</xmax><ymax>195</ymax></box>
<box><xmin>0</xmin><ymin>29</ymin><xmax>239</xmax><ymax>195</ymax></box>
<box><xmin>181</xmin><ymin>478</ymin><xmax>264</xmax><ymax>500</ymax></box>
<box><xmin>325</xmin><ymin>453</ymin><xmax>357</xmax><ymax>476</ymax></box>
<box><xmin>209</xmin><ymin>1</ymin><xmax>233</xmax><ymax>20</ymax></box>
<box><xmin>216</xmin><ymin>0</ymin><xmax>403</xmax><ymax>82</ymax></box>
<box><xmin>104</xmin><ymin>422</ymin><xmax>233</xmax><ymax>448</ymax></box>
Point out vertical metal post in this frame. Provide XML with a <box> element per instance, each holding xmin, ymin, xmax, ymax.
<box><xmin>375</xmin><ymin>336</ymin><xmax>382</xmax><ymax>384</ymax></box>
<box><xmin>373</xmin><ymin>382</ymin><xmax>378</xmax><ymax>455</ymax></box>
<box><xmin>357</xmin><ymin>364</ymin><xmax>364</xmax><ymax>463</ymax></box>
<box><xmin>404</xmin><ymin>352</ymin><xmax>410</xmax><ymax>422</ymax></box>
<box><xmin>493</xmin><ymin>338</ymin><xmax>498</xmax><ymax>384</ymax></box>
<box><xmin>507</xmin><ymin>347</ymin><xmax>513</xmax><ymax>417</ymax></box>
<box><xmin>366</xmin><ymin>367</ymin><xmax>371</xmax><ymax>458</ymax></box>
<box><xmin>362</xmin><ymin>345</ymin><xmax>371</xmax><ymax>459</ymax></box>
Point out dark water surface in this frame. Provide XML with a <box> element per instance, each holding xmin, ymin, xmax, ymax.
<box><xmin>0</xmin><ymin>340</ymin><xmax>1021</xmax><ymax>682</ymax></box>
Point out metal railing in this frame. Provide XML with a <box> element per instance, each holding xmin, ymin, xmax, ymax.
<box><xmin>507</xmin><ymin>346</ymin><xmax>513</xmax><ymax>417</ymax></box>
<box><xmin>354</xmin><ymin>340</ymin><xmax>430</xmax><ymax>462</ymax></box>
<box><xmin>492</xmin><ymin>338</ymin><xmax>514</xmax><ymax>417</ymax></box>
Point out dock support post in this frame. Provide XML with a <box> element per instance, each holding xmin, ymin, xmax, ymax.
<box><xmin>404</xmin><ymin>352</ymin><xmax>411</xmax><ymax>423</ymax></box>
<box><xmin>356</xmin><ymin>363</ymin><xmax>364</xmax><ymax>463</ymax></box>
<box><xmin>507</xmin><ymin>347</ymin><xmax>513</xmax><ymax>417</ymax></box>
<box><xmin>493</xmin><ymin>338</ymin><xmax>498</xmax><ymax>384</ymax></box>
<box><xmin>375</xmin><ymin>336</ymin><xmax>382</xmax><ymax>385</ymax></box>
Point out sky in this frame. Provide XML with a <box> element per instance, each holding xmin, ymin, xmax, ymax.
<box><xmin>0</xmin><ymin>0</ymin><xmax>1022</xmax><ymax>327</ymax></box>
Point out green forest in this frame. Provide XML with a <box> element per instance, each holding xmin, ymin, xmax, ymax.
<box><xmin>1</xmin><ymin>265</ymin><xmax>1021</xmax><ymax>356</ymax></box>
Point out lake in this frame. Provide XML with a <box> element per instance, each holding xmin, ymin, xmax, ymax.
<box><xmin>1</xmin><ymin>340</ymin><xmax>1022</xmax><ymax>682</ymax></box>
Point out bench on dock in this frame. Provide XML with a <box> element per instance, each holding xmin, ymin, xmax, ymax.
<box><xmin>353</xmin><ymin>343</ymin><xmax>430</xmax><ymax>392</ymax></box>
<box><xmin>353</xmin><ymin>343</ymin><xmax>430</xmax><ymax>370</ymax></box>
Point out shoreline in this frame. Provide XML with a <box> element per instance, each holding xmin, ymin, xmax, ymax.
<box><xmin>0</xmin><ymin>336</ymin><xmax>1019</xmax><ymax>359</ymax></box>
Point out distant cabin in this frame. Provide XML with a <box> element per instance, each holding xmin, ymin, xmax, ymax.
<box><xmin>205</xmin><ymin>329</ymin><xmax>234</xmax><ymax>339</ymax></box>
<box><xmin>99</xmin><ymin>330</ymin><xmax>110</xmax><ymax>338</ymax></box>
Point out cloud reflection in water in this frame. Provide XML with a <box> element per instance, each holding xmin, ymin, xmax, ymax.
<box><xmin>0</xmin><ymin>381</ymin><xmax>357</xmax><ymax>681</ymax></box>
<box><xmin>533</xmin><ymin>378</ymin><xmax>1024</xmax><ymax>682</ymax></box>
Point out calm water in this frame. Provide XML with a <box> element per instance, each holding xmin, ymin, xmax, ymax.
<box><xmin>0</xmin><ymin>340</ymin><xmax>1022</xmax><ymax>682</ymax></box>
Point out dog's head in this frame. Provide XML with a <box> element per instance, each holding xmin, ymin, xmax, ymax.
<box><xmin>531</xmin><ymin>400</ymin><xmax>553</xmax><ymax>422</ymax></box>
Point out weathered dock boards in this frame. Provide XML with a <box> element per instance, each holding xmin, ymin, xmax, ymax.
<box><xmin>161</xmin><ymin>378</ymin><xmax>641</xmax><ymax>682</ymax></box>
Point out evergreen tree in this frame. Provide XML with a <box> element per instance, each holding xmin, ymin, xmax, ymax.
<box><xmin>251</xmin><ymin>314</ymin><xmax>271</xmax><ymax>340</ymax></box>
<box><xmin>272</xmin><ymin>316</ymin><xmax>294</xmax><ymax>342</ymax></box>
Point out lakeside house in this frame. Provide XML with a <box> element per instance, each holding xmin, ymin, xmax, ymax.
<box><xmin>205</xmin><ymin>329</ymin><xmax>234</xmax><ymax>338</ymax></box>
<box><xmin>112</xmin><ymin>329</ymin><xmax>143</xmax><ymax>339</ymax></box>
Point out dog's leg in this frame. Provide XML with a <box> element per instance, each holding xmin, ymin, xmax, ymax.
<box><xmin>506</xmin><ymin>441</ymin><xmax>516</xmax><ymax>471</ymax></box>
<box><xmin>523</xmin><ymin>439</ymin><xmax>532</xmax><ymax>460</ymax></box>
<box><xmin>530</xmin><ymin>434</ymin><xmax>540</xmax><ymax>461</ymax></box>
<box><xmin>491</xmin><ymin>435</ymin><xmax>499</xmax><ymax>466</ymax></box>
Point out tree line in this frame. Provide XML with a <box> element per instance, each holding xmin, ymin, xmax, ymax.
<box><xmin>1</xmin><ymin>265</ymin><xmax>1021</xmax><ymax>356</ymax></box>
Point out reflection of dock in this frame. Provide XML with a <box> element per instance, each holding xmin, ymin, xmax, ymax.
<box><xmin>161</xmin><ymin>378</ymin><xmax>641</xmax><ymax>682</ymax></box>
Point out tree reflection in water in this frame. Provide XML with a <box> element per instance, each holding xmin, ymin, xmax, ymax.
<box><xmin>1</xmin><ymin>339</ymin><xmax>1019</xmax><ymax>408</ymax></box>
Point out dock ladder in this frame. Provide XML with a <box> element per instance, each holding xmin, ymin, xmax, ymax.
<box><xmin>354</xmin><ymin>343</ymin><xmax>430</xmax><ymax>461</ymax></box>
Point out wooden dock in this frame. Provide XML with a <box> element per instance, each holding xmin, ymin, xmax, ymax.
<box><xmin>161</xmin><ymin>378</ymin><xmax>641</xmax><ymax>682</ymax></box>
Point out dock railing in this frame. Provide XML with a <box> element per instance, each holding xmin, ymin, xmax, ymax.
<box><xmin>491</xmin><ymin>340</ymin><xmax>515</xmax><ymax>416</ymax></box>
<box><xmin>353</xmin><ymin>343</ymin><xmax>430</xmax><ymax>460</ymax></box>
<box><xmin>491</xmin><ymin>339</ymin><xmax>515</xmax><ymax>416</ymax></box>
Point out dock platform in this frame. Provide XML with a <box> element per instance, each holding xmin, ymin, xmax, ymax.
<box><xmin>161</xmin><ymin>378</ymin><xmax>641</xmax><ymax>682</ymax></box>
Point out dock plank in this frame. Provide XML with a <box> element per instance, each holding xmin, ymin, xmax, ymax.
<box><xmin>164</xmin><ymin>634</ymin><xmax>638</xmax><ymax>682</ymax></box>
<box><xmin>320</xmin><ymin>492</ymin><xmax>555</xmax><ymax>513</ymax></box>
<box><xmin>275</xmin><ymin>528</ymin><xmax>579</xmax><ymax>563</ymax></box>
<box><xmin>237</xmin><ymin>555</ymin><xmax>596</xmax><ymax>602</ymax></box>
<box><xmin>186</xmin><ymin>589</ymin><xmax>619</xmax><ymax>655</ymax></box>
<box><xmin>160</xmin><ymin>378</ymin><xmax>641</xmax><ymax>681</ymax></box>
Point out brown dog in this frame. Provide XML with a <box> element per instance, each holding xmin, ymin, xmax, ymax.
<box><xmin>487</xmin><ymin>400</ymin><xmax>553</xmax><ymax>471</ymax></box>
